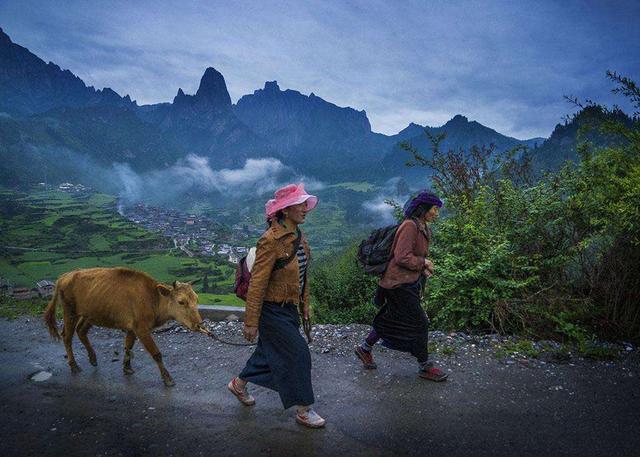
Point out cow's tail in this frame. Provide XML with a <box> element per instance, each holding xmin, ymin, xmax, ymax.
<box><xmin>43</xmin><ymin>287</ymin><xmax>62</xmax><ymax>340</ymax></box>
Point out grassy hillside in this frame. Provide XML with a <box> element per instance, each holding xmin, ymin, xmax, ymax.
<box><xmin>0</xmin><ymin>188</ymin><xmax>242</xmax><ymax>306</ymax></box>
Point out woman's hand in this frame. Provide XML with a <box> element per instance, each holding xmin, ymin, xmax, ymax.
<box><xmin>424</xmin><ymin>259</ymin><xmax>434</xmax><ymax>276</ymax></box>
<box><xmin>243</xmin><ymin>324</ymin><xmax>258</xmax><ymax>342</ymax></box>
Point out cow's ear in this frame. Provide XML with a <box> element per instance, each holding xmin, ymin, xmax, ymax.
<box><xmin>157</xmin><ymin>284</ymin><xmax>172</xmax><ymax>297</ymax></box>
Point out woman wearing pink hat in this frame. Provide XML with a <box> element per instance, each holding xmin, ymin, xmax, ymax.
<box><xmin>227</xmin><ymin>183</ymin><xmax>326</xmax><ymax>428</ymax></box>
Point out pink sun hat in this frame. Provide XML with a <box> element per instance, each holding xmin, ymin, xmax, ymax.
<box><xmin>265</xmin><ymin>183</ymin><xmax>318</xmax><ymax>219</ymax></box>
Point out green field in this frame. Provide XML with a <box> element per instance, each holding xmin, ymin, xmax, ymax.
<box><xmin>0</xmin><ymin>189</ymin><xmax>242</xmax><ymax>306</ymax></box>
<box><xmin>197</xmin><ymin>293</ymin><xmax>244</xmax><ymax>306</ymax></box>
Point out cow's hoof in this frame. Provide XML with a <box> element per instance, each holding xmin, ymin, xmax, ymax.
<box><xmin>123</xmin><ymin>367</ymin><xmax>134</xmax><ymax>375</ymax></box>
<box><xmin>70</xmin><ymin>364</ymin><xmax>82</xmax><ymax>373</ymax></box>
<box><xmin>163</xmin><ymin>377</ymin><xmax>176</xmax><ymax>387</ymax></box>
<box><xmin>89</xmin><ymin>356</ymin><xmax>98</xmax><ymax>367</ymax></box>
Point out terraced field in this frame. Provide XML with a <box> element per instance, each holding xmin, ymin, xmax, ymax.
<box><xmin>0</xmin><ymin>189</ymin><xmax>241</xmax><ymax>306</ymax></box>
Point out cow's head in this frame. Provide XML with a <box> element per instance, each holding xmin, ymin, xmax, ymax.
<box><xmin>157</xmin><ymin>280</ymin><xmax>203</xmax><ymax>331</ymax></box>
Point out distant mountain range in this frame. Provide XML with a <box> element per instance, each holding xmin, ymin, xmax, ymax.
<box><xmin>0</xmin><ymin>28</ymin><xmax>135</xmax><ymax>115</ymax></box>
<box><xmin>0</xmin><ymin>26</ymin><xmax>627</xmax><ymax>194</ymax></box>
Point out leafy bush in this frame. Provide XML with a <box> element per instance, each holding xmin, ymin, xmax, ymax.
<box><xmin>413</xmin><ymin>72</ymin><xmax>640</xmax><ymax>341</ymax></box>
<box><xmin>310</xmin><ymin>242</ymin><xmax>379</xmax><ymax>324</ymax></box>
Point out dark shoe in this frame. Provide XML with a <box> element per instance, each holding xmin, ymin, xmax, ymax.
<box><xmin>419</xmin><ymin>366</ymin><xmax>448</xmax><ymax>382</ymax></box>
<box><xmin>355</xmin><ymin>346</ymin><xmax>377</xmax><ymax>369</ymax></box>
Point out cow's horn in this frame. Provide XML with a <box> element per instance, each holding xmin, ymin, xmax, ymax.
<box><xmin>189</xmin><ymin>278</ymin><xmax>201</xmax><ymax>286</ymax></box>
<box><xmin>173</xmin><ymin>280</ymin><xmax>177</xmax><ymax>288</ymax></box>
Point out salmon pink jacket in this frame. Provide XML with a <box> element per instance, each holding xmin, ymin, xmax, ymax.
<box><xmin>379</xmin><ymin>218</ymin><xmax>430</xmax><ymax>289</ymax></box>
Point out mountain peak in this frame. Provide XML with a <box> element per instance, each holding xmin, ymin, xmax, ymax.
<box><xmin>172</xmin><ymin>88</ymin><xmax>189</xmax><ymax>105</ymax></box>
<box><xmin>264</xmin><ymin>81</ymin><xmax>280</xmax><ymax>92</ymax></box>
<box><xmin>397</xmin><ymin>122</ymin><xmax>425</xmax><ymax>138</ymax></box>
<box><xmin>195</xmin><ymin>67</ymin><xmax>231</xmax><ymax>107</ymax></box>
<box><xmin>448</xmin><ymin>114</ymin><xmax>468</xmax><ymax>124</ymax></box>
<box><xmin>0</xmin><ymin>27</ymin><xmax>11</xmax><ymax>45</ymax></box>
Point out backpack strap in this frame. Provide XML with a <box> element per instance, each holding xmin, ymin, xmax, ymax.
<box><xmin>389</xmin><ymin>219</ymin><xmax>417</xmax><ymax>251</ymax></box>
<box><xmin>273</xmin><ymin>228</ymin><xmax>302</xmax><ymax>271</ymax></box>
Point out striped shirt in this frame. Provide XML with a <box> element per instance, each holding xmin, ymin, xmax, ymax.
<box><xmin>297</xmin><ymin>244</ymin><xmax>307</xmax><ymax>297</ymax></box>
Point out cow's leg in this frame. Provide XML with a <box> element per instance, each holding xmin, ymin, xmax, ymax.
<box><xmin>63</xmin><ymin>312</ymin><xmax>81</xmax><ymax>373</ymax></box>
<box><xmin>123</xmin><ymin>331</ymin><xmax>136</xmax><ymax>375</ymax></box>
<box><xmin>136</xmin><ymin>332</ymin><xmax>175</xmax><ymax>387</ymax></box>
<box><xmin>76</xmin><ymin>318</ymin><xmax>97</xmax><ymax>366</ymax></box>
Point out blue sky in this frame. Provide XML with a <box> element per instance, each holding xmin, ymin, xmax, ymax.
<box><xmin>1</xmin><ymin>0</ymin><xmax>638</xmax><ymax>138</ymax></box>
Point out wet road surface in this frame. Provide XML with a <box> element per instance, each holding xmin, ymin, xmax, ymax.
<box><xmin>1</xmin><ymin>318</ymin><xmax>639</xmax><ymax>456</ymax></box>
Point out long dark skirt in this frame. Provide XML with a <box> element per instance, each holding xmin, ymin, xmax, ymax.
<box><xmin>372</xmin><ymin>276</ymin><xmax>429</xmax><ymax>363</ymax></box>
<box><xmin>239</xmin><ymin>302</ymin><xmax>314</xmax><ymax>409</ymax></box>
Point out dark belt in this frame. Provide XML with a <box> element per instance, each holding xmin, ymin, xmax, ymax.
<box><xmin>264</xmin><ymin>300</ymin><xmax>298</xmax><ymax>308</ymax></box>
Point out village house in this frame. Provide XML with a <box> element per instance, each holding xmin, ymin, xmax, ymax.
<box><xmin>58</xmin><ymin>182</ymin><xmax>88</xmax><ymax>193</ymax></box>
<box><xmin>36</xmin><ymin>280</ymin><xmax>55</xmax><ymax>298</ymax></box>
<box><xmin>11</xmin><ymin>287</ymin><xmax>33</xmax><ymax>301</ymax></box>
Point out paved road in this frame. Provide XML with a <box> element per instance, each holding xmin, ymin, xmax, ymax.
<box><xmin>1</xmin><ymin>318</ymin><xmax>638</xmax><ymax>457</ymax></box>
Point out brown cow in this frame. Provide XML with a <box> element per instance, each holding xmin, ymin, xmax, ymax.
<box><xmin>43</xmin><ymin>267</ymin><xmax>206</xmax><ymax>387</ymax></box>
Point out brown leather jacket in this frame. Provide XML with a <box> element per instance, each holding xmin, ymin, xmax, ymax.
<box><xmin>379</xmin><ymin>218</ymin><xmax>430</xmax><ymax>289</ymax></box>
<box><xmin>244</xmin><ymin>222</ymin><xmax>311</xmax><ymax>327</ymax></box>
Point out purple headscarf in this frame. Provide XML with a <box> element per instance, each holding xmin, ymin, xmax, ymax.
<box><xmin>403</xmin><ymin>191</ymin><xmax>443</xmax><ymax>219</ymax></box>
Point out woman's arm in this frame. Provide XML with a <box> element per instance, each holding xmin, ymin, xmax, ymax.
<box><xmin>393</xmin><ymin>220</ymin><xmax>426</xmax><ymax>271</ymax></box>
<box><xmin>244</xmin><ymin>235</ymin><xmax>278</xmax><ymax>327</ymax></box>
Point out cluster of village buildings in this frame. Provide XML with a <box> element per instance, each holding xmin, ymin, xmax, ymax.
<box><xmin>56</xmin><ymin>182</ymin><xmax>90</xmax><ymax>193</ymax></box>
<box><xmin>120</xmin><ymin>202</ymin><xmax>261</xmax><ymax>263</ymax></box>
<box><xmin>0</xmin><ymin>279</ymin><xmax>55</xmax><ymax>301</ymax></box>
<box><xmin>36</xmin><ymin>182</ymin><xmax>91</xmax><ymax>193</ymax></box>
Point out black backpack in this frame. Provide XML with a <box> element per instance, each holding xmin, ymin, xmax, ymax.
<box><xmin>357</xmin><ymin>224</ymin><xmax>400</xmax><ymax>275</ymax></box>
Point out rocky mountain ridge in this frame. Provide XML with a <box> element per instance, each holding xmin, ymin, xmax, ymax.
<box><xmin>0</xmin><ymin>26</ymin><xmax>595</xmax><ymax>192</ymax></box>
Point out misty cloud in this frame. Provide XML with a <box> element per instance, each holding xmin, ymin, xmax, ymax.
<box><xmin>112</xmin><ymin>163</ymin><xmax>143</xmax><ymax>202</ymax></box>
<box><xmin>362</xmin><ymin>198</ymin><xmax>397</xmax><ymax>226</ymax></box>
<box><xmin>206</xmin><ymin>157</ymin><xmax>287</xmax><ymax>192</ymax></box>
<box><xmin>361</xmin><ymin>177</ymin><xmax>414</xmax><ymax>225</ymax></box>
<box><xmin>111</xmin><ymin>155</ymin><xmax>324</xmax><ymax>205</ymax></box>
<box><xmin>2</xmin><ymin>141</ymin><xmax>322</xmax><ymax>209</ymax></box>
<box><xmin>294</xmin><ymin>176</ymin><xmax>326</xmax><ymax>192</ymax></box>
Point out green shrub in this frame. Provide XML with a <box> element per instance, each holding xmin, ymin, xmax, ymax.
<box><xmin>404</xmin><ymin>72</ymin><xmax>640</xmax><ymax>342</ymax></box>
<box><xmin>310</xmin><ymin>242</ymin><xmax>379</xmax><ymax>324</ymax></box>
